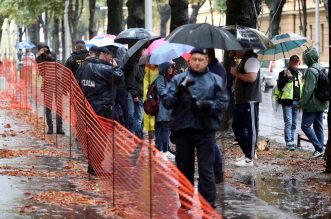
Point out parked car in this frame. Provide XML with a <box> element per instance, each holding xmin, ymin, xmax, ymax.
<box><xmin>260</xmin><ymin>59</ymin><xmax>289</xmax><ymax>92</ymax></box>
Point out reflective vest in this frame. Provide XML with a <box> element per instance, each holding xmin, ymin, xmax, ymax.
<box><xmin>274</xmin><ymin>73</ymin><xmax>303</xmax><ymax>101</ymax></box>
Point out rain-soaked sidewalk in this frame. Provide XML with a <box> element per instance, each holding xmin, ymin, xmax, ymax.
<box><xmin>1</xmin><ymin>108</ymin><xmax>331</xmax><ymax>219</ymax></box>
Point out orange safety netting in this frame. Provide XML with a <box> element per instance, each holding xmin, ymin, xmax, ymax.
<box><xmin>0</xmin><ymin>59</ymin><xmax>221</xmax><ymax>219</ymax></box>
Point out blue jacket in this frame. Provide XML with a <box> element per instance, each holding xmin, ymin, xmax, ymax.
<box><xmin>162</xmin><ymin>68</ymin><xmax>229</xmax><ymax>131</ymax></box>
<box><xmin>78</xmin><ymin>57</ymin><xmax>123</xmax><ymax>106</ymax></box>
<box><xmin>156</xmin><ymin>62</ymin><xmax>172</xmax><ymax>122</ymax></box>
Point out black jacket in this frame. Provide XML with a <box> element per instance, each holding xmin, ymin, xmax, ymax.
<box><xmin>78</xmin><ymin>57</ymin><xmax>124</xmax><ymax>106</ymax></box>
<box><xmin>65</xmin><ymin>50</ymin><xmax>89</xmax><ymax>78</ymax></box>
<box><xmin>124</xmin><ymin>60</ymin><xmax>144</xmax><ymax>98</ymax></box>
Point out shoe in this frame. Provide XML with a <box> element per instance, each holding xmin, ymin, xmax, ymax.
<box><xmin>47</xmin><ymin>125</ymin><xmax>53</xmax><ymax>134</ymax></box>
<box><xmin>165</xmin><ymin>151</ymin><xmax>175</xmax><ymax>160</ymax></box>
<box><xmin>56</xmin><ymin>126</ymin><xmax>65</xmax><ymax>135</ymax></box>
<box><xmin>234</xmin><ymin>158</ymin><xmax>253</xmax><ymax>167</ymax></box>
<box><xmin>311</xmin><ymin>150</ymin><xmax>324</xmax><ymax>158</ymax></box>
<box><xmin>235</xmin><ymin>155</ymin><xmax>245</xmax><ymax>162</ymax></box>
<box><xmin>215</xmin><ymin>175</ymin><xmax>223</xmax><ymax>184</ymax></box>
<box><xmin>288</xmin><ymin>145</ymin><xmax>295</xmax><ymax>151</ymax></box>
<box><xmin>87</xmin><ymin>164</ymin><xmax>96</xmax><ymax>176</ymax></box>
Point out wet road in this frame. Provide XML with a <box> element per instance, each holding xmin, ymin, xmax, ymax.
<box><xmin>259</xmin><ymin>89</ymin><xmax>328</xmax><ymax>150</ymax></box>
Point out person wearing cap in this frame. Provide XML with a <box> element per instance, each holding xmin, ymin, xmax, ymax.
<box><xmin>299</xmin><ymin>47</ymin><xmax>327</xmax><ymax>158</ymax></box>
<box><xmin>77</xmin><ymin>46</ymin><xmax>123</xmax><ymax>175</ymax></box>
<box><xmin>36</xmin><ymin>44</ymin><xmax>65</xmax><ymax>135</ymax></box>
<box><xmin>65</xmin><ymin>39</ymin><xmax>89</xmax><ymax>79</ymax></box>
<box><xmin>162</xmin><ymin>48</ymin><xmax>228</xmax><ymax>211</ymax></box>
<box><xmin>275</xmin><ymin>55</ymin><xmax>303</xmax><ymax>151</ymax></box>
<box><xmin>87</xmin><ymin>45</ymin><xmax>98</xmax><ymax>58</ymax></box>
<box><xmin>230</xmin><ymin>50</ymin><xmax>261</xmax><ymax>167</ymax></box>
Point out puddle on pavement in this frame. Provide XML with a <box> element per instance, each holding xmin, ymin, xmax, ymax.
<box><xmin>217</xmin><ymin>172</ymin><xmax>331</xmax><ymax>219</ymax></box>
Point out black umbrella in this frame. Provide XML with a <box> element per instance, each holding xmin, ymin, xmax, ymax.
<box><xmin>165</xmin><ymin>23</ymin><xmax>243</xmax><ymax>50</ymax></box>
<box><xmin>120</xmin><ymin>39</ymin><xmax>149</xmax><ymax>67</ymax></box>
<box><xmin>115</xmin><ymin>28</ymin><xmax>159</xmax><ymax>45</ymax></box>
<box><xmin>221</xmin><ymin>25</ymin><xmax>275</xmax><ymax>50</ymax></box>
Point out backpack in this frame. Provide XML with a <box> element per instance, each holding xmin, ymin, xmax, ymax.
<box><xmin>143</xmin><ymin>80</ymin><xmax>160</xmax><ymax>116</ymax></box>
<box><xmin>313</xmin><ymin>67</ymin><xmax>330</xmax><ymax>101</ymax></box>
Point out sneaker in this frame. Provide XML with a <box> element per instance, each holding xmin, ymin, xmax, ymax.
<box><xmin>234</xmin><ymin>158</ymin><xmax>253</xmax><ymax>167</ymax></box>
<box><xmin>165</xmin><ymin>151</ymin><xmax>175</xmax><ymax>160</ymax></box>
<box><xmin>288</xmin><ymin>145</ymin><xmax>295</xmax><ymax>151</ymax></box>
<box><xmin>311</xmin><ymin>150</ymin><xmax>324</xmax><ymax>158</ymax></box>
<box><xmin>235</xmin><ymin>155</ymin><xmax>245</xmax><ymax>162</ymax></box>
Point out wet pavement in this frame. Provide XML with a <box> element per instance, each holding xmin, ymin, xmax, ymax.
<box><xmin>1</xmin><ymin>89</ymin><xmax>331</xmax><ymax>219</ymax></box>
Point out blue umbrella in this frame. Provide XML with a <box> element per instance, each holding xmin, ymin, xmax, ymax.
<box><xmin>257</xmin><ymin>33</ymin><xmax>312</xmax><ymax>61</ymax></box>
<box><xmin>16</xmin><ymin>41</ymin><xmax>36</xmax><ymax>49</ymax></box>
<box><xmin>149</xmin><ymin>43</ymin><xmax>193</xmax><ymax>65</ymax></box>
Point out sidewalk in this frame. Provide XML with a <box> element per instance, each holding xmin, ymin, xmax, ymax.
<box><xmin>0</xmin><ymin>109</ymin><xmax>116</xmax><ymax>219</ymax></box>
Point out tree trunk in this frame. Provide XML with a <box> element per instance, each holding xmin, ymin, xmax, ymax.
<box><xmin>300</xmin><ymin>0</ymin><xmax>307</xmax><ymax>37</ymax></box>
<box><xmin>89</xmin><ymin>0</ymin><xmax>96</xmax><ymax>39</ymax></box>
<box><xmin>64</xmin><ymin>0</ymin><xmax>72</xmax><ymax>60</ymax></box>
<box><xmin>221</xmin><ymin>0</ymin><xmax>262</xmax><ymax>131</ymax></box>
<box><xmin>126</xmin><ymin>0</ymin><xmax>145</xmax><ymax>28</ymax></box>
<box><xmin>69</xmin><ymin>0</ymin><xmax>83</xmax><ymax>46</ymax></box>
<box><xmin>28</xmin><ymin>23</ymin><xmax>40</xmax><ymax>47</ymax></box>
<box><xmin>52</xmin><ymin>16</ymin><xmax>61</xmax><ymax>61</ymax></box>
<box><xmin>157</xmin><ymin>3</ymin><xmax>171</xmax><ymax>37</ymax></box>
<box><xmin>169</xmin><ymin>0</ymin><xmax>188</xmax><ymax>32</ymax></box>
<box><xmin>189</xmin><ymin>2</ymin><xmax>204</xmax><ymax>24</ymax></box>
<box><xmin>267</xmin><ymin>0</ymin><xmax>286</xmax><ymax>38</ymax></box>
<box><xmin>107</xmin><ymin>0</ymin><xmax>124</xmax><ymax>34</ymax></box>
<box><xmin>324</xmin><ymin>0</ymin><xmax>329</xmax><ymax>25</ymax></box>
<box><xmin>325</xmin><ymin>0</ymin><xmax>331</xmax><ymax>173</ymax></box>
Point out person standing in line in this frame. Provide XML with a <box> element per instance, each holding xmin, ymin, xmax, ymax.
<box><xmin>162</xmin><ymin>48</ymin><xmax>228</xmax><ymax>210</ymax></box>
<box><xmin>207</xmin><ymin>48</ymin><xmax>229</xmax><ymax>183</ymax></box>
<box><xmin>36</xmin><ymin>44</ymin><xmax>65</xmax><ymax>135</ymax></box>
<box><xmin>299</xmin><ymin>47</ymin><xmax>328</xmax><ymax>158</ymax></box>
<box><xmin>65</xmin><ymin>40</ymin><xmax>89</xmax><ymax>79</ymax></box>
<box><xmin>275</xmin><ymin>55</ymin><xmax>303</xmax><ymax>151</ymax></box>
<box><xmin>155</xmin><ymin>62</ymin><xmax>175</xmax><ymax>156</ymax></box>
<box><xmin>230</xmin><ymin>50</ymin><xmax>261</xmax><ymax>167</ymax></box>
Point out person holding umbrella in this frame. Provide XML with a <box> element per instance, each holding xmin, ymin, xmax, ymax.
<box><xmin>274</xmin><ymin>55</ymin><xmax>303</xmax><ymax>151</ymax></box>
<box><xmin>162</xmin><ymin>48</ymin><xmax>228</xmax><ymax>211</ymax></box>
<box><xmin>230</xmin><ymin>49</ymin><xmax>261</xmax><ymax>167</ymax></box>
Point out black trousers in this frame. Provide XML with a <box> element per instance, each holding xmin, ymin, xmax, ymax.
<box><xmin>175</xmin><ymin>129</ymin><xmax>216</xmax><ymax>206</ymax></box>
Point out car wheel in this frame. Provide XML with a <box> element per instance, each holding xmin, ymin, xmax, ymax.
<box><xmin>261</xmin><ymin>78</ymin><xmax>267</xmax><ymax>92</ymax></box>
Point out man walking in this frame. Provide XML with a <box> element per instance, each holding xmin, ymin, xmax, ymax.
<box><xmin>300</xmin><ymin>48</ymin><xmax>328</xmax><ymax>158</ymax></box>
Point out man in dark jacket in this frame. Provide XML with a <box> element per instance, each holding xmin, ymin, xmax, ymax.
<box><xmin>36</xmin><ymin>44</ymin><xmax>65</xmax><ymax>135</ymax></box>
<box><xmin>65</xmin><ymin>40</ymin><xmax>89</xmax><ymax>79</ymax></box>
<box><xmin>162</xmin><ymin>48</ymin><xmax>228</xmax><ymax>211</ymax></box>
<box><xmin>78</xmin><ymin>47</ymin><xmax>123</xmax><ymax>118</ymax></box>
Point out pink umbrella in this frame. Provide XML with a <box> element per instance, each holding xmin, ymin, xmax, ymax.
<box><xmin>139</xmin><ymin>38</ymin><xmax>166</xmax><ymax>65</ymax></box>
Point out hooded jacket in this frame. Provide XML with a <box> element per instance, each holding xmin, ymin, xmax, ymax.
<box><xmin>65</xmin><ymin>50</ymin><xmax>89</xmax><ymax>78</ymax></box>
<box><xmin>300</xmin><ymin>48</ymin><xmax>328</xmax><ymax>112</ymax></box>
<box><xmin>155</xmin><ymin>62</ymin><xmax>172</xmax><ymax>122</ymax></box>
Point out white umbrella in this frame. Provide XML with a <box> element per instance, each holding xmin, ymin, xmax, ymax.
<box><xmin>9</xmin><ymin>20</ymin><xmax>17</xmax><ymax>60</ymax></box>
<box><xmin>0</xmin><ymin>18</ymin><xmax>10</xmax><ymax>60</ymax></box>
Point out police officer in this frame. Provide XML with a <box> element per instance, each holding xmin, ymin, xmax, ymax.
<box><xmin>162</xmin><ymin>48</ymin><xmax>228</xmax><ymax>211</ymax></box>
<box><xmin>65</xmin><ymin>39</ymin><xmax>89</xmax><ymax>79</ymax></box>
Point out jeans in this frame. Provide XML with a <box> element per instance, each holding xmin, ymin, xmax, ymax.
<box><xmin>301</xmin><ymin>111</ymin><xmax>324</xmax><ymax>152</ymax></box>
<box><xmin>155</xmin><ymin>121</ymin><xmax>170</xmax><ymax>152</ymax></box>
<box><xmin>115</xmin><ymin>88</ymin><xmax>128</xmax><ymax>128</ymax></box>
<box><xmin>175</xmin><ymin>129</ymin><xmax>216</xmax><ymax>206</ymax></box>
<box><xmin>214</xmin><ymin>144</ymin><xmax>223</xmax><ymax>180</ymax></box>
<box><xmin>232</xmin><ymin>102</ymin><xmax>259</xmax><ymax>159</ymax></box>
<box><xmin>282</xmin><ymin>101</ymin><xmax>299</xmax><ymax>145</ymax></box>
<box><xmin>128</xmin><ymin>93</ymin><xmax>143</xmax><ymax>139</ymax></box>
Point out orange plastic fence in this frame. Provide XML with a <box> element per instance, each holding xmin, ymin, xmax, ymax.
<box><xmin>0</xmin><ymin>59</ymin><xmax>221</xmax><ymax>219</ymax></box>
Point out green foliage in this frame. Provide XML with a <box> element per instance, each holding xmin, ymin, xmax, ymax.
<box><xmin>214</xmin><ymin>0</ymin><xmax>226</xmax><ymax>14</ymax></box>
<box><xmin>0</xmin><ymin>0</ymin><xmax>65</xmax><ymax>25</ymax></box>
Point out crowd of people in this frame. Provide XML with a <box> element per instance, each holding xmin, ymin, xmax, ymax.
<box><xmin>33</xmin><ymin>39</ymin><xmax>327</xmax><ymax>212</ymax></box>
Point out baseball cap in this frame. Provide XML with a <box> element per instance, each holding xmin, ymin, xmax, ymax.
<box><xmin>98</xmin><ymin>47</ymin><xmax>111</xmax><ymax>54</ymax></box>
<box><xmin>89</xmin><ymin>46</ymin><xmax>98</xmax><ymax>53</ymax></box>
<box><xmin>190</xmin><ymin>47</ymin><xmax>208</xmax><ymax>55</ymax></box>
<box><xmin>75</xmin><ymin>39</ymin><xmax>85</xmax><ymax>45</ymax></box>
<box><xmin>290</xmin><ymin>55</ymin><xmax>300</xmax><ymax>62</ymax></box>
